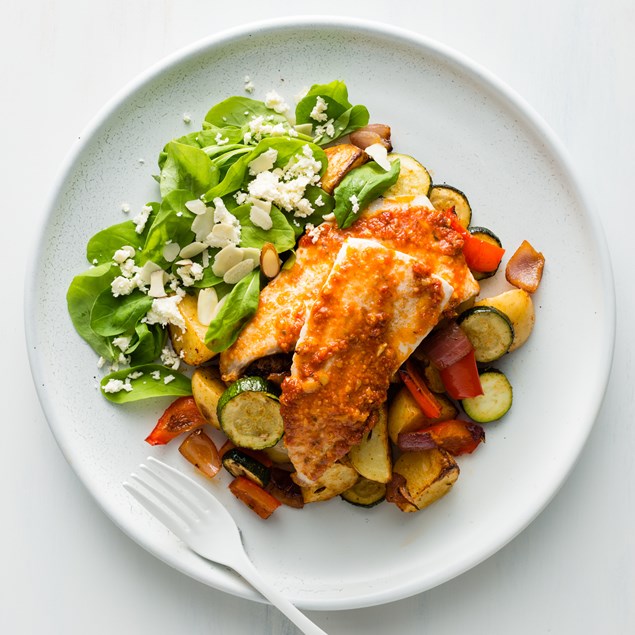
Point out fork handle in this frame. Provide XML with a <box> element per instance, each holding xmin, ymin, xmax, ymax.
<box><xmin>231</xmin><ymin>555</ymin><xmax>328</xmax><ymax>635</ymax></box>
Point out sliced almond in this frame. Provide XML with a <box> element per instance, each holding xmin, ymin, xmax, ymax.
<box><xmin>197</xmin><ymin>288</ymin><xmax>218</xmax><ymax>326</ymax></box>
<box><xmin>163</xmin><ymin>242</ymin><xmax>181</xmax><ymax>262</ymax></box>
<box><xmin>212</xmin><ymin>245</ymin><xmax>244</xmax><ymax>277</ymax></box>
<box><xmin>260</xmin><ymin>242</ymin><xmax>281</xmax><ymax>279</ymax></box>
<box><xmin>148</xmin><ymin>269</ymin><xmax>167</xmax><ymax>298</ymax></box>
<box><xmin>179</xmin><ymin>241</ymin><xmax>207</xmax><ymax>259</ymax></box>
<box><xmin>185</xmin><ymin>199</ymin><xmax>208</xmax><ymax>215</ymax></box>
<box><xmin>223</xmin><ymin>259</ymin><xmax>255</xmax><ymax>284</ymax></box>
<box><xmin>191</xmin><ymin>208</ymin><xmax>215</xmax><ymax>241</ymax></box>
<box><xmin>137</xmin><ymin>261</ymin><xmax>163</xmax><ymax>284</ymax></box>
<box><xmin>241</xmin><ymin>247</ymin><xmax>261</xmax><ymax>265</ymax></box>
<box><xmin>365</xmin><ymin>143</ymin><xmax>391</xmax><ymax>171</ymax></box>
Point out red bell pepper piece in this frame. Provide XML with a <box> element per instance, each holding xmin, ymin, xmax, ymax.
<box><xmin>438</xmin><ymin>349</ymin><xmax>483</xmax><ymax>399</ymax></box>
<box><xmin>397</xmin><ymin>419</ymin><xmax>485</xmax><ymax>456</ymax></box>
<box><xmin>446</xmin><ymin>210</ymin><xmax>505</xmax><ymax>272</ymax></box>
<box><xmin>400</xmin><ymin>360</ymin><xmax>442</xmax><ymax>419</ymax></box>
<box><xmin>145</xmin><ymin>396</ymin><xmax>207</xmax><ymax>446</ymax></box>
<box><xmin>229</xmin><ymin>476</ymin><xmax>282</xmax><ymax>519</ymax></box>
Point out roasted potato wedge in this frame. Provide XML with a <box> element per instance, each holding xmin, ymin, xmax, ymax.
<box><xmin>321</xmin><ymin>144</ymin><xmax>368</xmax><ymax>194</ymax></box>
<box><xmin>348</xmin><ymin>405</ymin><xmax>392</xmax><ymax>483</ymax></box>
<box><xmin>191</xmin><ymin>367</ymin><xmax>225</xmax><ymax>429</ymax></box>
<box><xmin>388</xmin><ymin>387</ymin><xmax>457</xmax><ymax>444</ymax></box>
<box><xmin>475</xmin><ymin>288</ymin><xmax>534</xmax><ymax>352</ymax></box>
<box><xmin>390</xmin><ymin>449</ymin><xmax>459</xmax><ymax>512</ymax></box>
<box><xmin>168</xmin><ymin>293</ymin><xmax>216</xmax><ymax>366</ymax></box>
<box><xmin>296</xmin><ymin>462</ymin><xmax>359</xmax><ymax>503</ymax></box>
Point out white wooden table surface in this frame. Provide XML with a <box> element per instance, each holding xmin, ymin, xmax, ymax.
<box><xmin>4</xmin><ymin>1</ymin><xmax>633</xmax><ymax>633</ymax></box>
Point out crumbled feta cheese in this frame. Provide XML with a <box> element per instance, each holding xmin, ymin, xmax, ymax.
<box><xmin>144</xmin><ymin>295</ymin><xmax>185</xmax><ymax>330</ymax></box>
<box><xmin>112</xmin><ymin>336</ymin><xmax>131</xmax><ymax>352</ymax></box>
<box><xmin>246</xmin><ymin>116</ymin><xmax>287</xmax><ymax>142</ymax></box>
<box><xmin>244</xmin><ymin>76</ymin><xmax>255</xmax><ymax>93</ymax></box>
<box><xmin>150</xmin><ymin>370</ymin><xmax>161</xmax><ymax>380</ymax></box>
<box><xmin>119</xmin><ymin>258</ymin><xmax>137</xmax><ymax>279</ymax></box>
<box><xmin>314</xmin><ymin>194</ymin><xmax>325</xmax><ymax>207</ymax></box>
<box><xmin>215</xmin><ymin>132</ymin><xmax>229</xmax><ymax>145</ymax></box>
<box><xmin>127</xmin><ymin>371</ymin><xmax>144</xmax><ymax>380</ymax></box>
<box><xmin>121</xmin><ymin>203</ymin><xmax>131</xmax><ymax>213</ymax></box>
<box><xmin>310</xmin><ymin>96</ymin><xmax>328</xmax><ymax>122</ymax></box>
<box><xmin>164</xmin><ymin>375</ymin><xmax>176</xmax><ymax>385</ymax></box>
<box><xmin>160</xmin><ymin>342</ymin><xmax>180</xmax><ymax>370</ymax></box>
<box><xmin>133</xmin><ymin>205</ymin><xmax>152</xmax><ymax>234</ymax></box>
<box><xmin>102</xmin><ymin>378</ymin><xmax>133</xmax><ymax>394</ymax></box>
<box><xmin>350</xmin><ymin>194</ymin><xmax>360</xmax><ymax>215</ymax></box>
<box><xmin>248</xmin><ymin>148</ymin><xmax>278</xmax><ymax>176</ymax></box>
<box><xmin>112</xmin><ymin>245</ymin><xmax>136</xmax><ymax>264</ymax></box>
<box><xmin>111</xmin><ymin>276</ymin><xmax>136</xmax><ymax>297</ymax></box>
<box><xmin>322</xmin><ymin>212</ymin><xmax>336</xmax><ymax>222</ymax></box>
<box><xmin>265</xmin><ymin>90</ymin><xmax>289</xmax><ymax>114</ymax></box>
<box><xmin>182</xmin><ymin>113</ymin><xmax>191</xmax><ymax>124</ymax></box>
<box><xmin>234</xmin><ymin>191</ymin><xmax>249</xmax><ymax>205</ymax></box>
<box><xmin>97</xmin><ymin>356</ymin><xmax>105</xmax><ymax>369</ymax></box>
<box><xmin>202</xmin><ymin>198</ymin><xmax>241</xmax><ymax>249</ymax></box>
<box><xmin>294</xmin><ymin>198</ymin><xmax>314</xmax><ymax>218</ymax></box>
<box><xmin>176</xmin><ymin>261</ymin><xmax>204</xmax><ymax>287</ymax></box>
<box><xmin>314</xmin><ymin>118</ymin><xmax>336</xmax><ymax>141</ymax></box>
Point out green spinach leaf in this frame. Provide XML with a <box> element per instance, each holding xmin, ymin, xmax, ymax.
<box><xmin>205</xmin><ymin>270</ymin><xmax>260</xmax><ymax>352</ymax></box>
<box><xmin>333</xmin><ymin>159</ymin><xmax>401</xmax><ymax>229</ymax></box>
<box><xmin>66</xmin><ymin>263</ymin><xmax>118</xmax><ymax>358</ymax></box>
<box><xmin>90</xmin><ymin>289</ymin><xmax>153</xmax><ymax>337</ymax></box>
<box><xmin>160</xmin><ymin>141</ymin><xmax>219</xmax><ymax>198</ymax></box>
<box><xmin>126</xmin><ymin>323</ymin><xmax>166</xmax><ymax>366</ymax></box>
<box><xmin>100</xmin><ymin>364</ymin><xmax>192</xmax><ymax>403</ymax></box>
<box><xmin>233</xmin><ymin>204</ymin><xmax>296</xmax><ymax>252</ymax></box>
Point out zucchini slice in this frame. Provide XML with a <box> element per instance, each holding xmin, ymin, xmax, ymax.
<box><xmin>222</xmin><ymin>447</ymin><xmax>271</xmax><ymax>487</ymax></box>
<box><xmin>458</xmin><ymin>306</ymin><xmax>514</xmax><ymax>363</ymax></box>
<box><xmin>341</xmin><ymin>477</ymin><xmax>386</xmax><ymax>508</ymax></box>
<box><xmin>217</xmin><ymin>376</ymin><xmax>284</xmax><ymax>450</ymax></box>
<box><xmin>429</xmin><ymin>184</ymin><xmax>472</xmax><ymax>228</ymax></box>
<box><xmin>461</xmin><ymin>368</ymin><xmax>513</xmax><ymax>423</ymax></box>
<box><xmin>468</xmin><ymin>226</ymin><xmax>503</xmax><ymax>280</ymax></box>
<box><xmin>384</xmin><ymin>154</ymin><xmax>432</xmax><ymax>198</ymax></box>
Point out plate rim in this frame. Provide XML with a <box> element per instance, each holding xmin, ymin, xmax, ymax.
<box><xmin>24</xmin><ymin>15</ymin><xmax>616</xmax><ymax>610</ymax></box>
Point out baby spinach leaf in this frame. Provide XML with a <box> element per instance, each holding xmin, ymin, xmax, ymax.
<box><xmin>158</xmin><ymin>131</ymin><xmax>202</xmax><ymax>171</ymax></box>
<box><xmin>140</xmin><ymin>190</ymin><xmax>196</xmax><ymax>265</ymax></box>
<box><xmin>198</xmin><ymin>125</ymin><xmax>246</xmax><ymax>148</ymax></box>
<box><xmin>90</xmin><ymin>289</ymin><xmax>153</xmax><ymax>337</ymax></box>
<box><xmin>333</xmin><ymin>159</ymin><xmax>401</xmax><ymax>229</ymax></box>
<box><xmin>233</xmin><ymin>204</ymin><xmax>296</xmax><ymax>252</ymax></box>
<box><xmin>160</xmin><ymin>141</ymin><xmax>219</xmax><ymax>198</ymax></box>
<box><xmin>86</xmin><ymin>221</ymin><xmax>142</xmax><ymax>265</ymax></box>
<box><xmin>205</xmin><ymin>270</ymin><xmax>260</xmax><ymax>352</ymax></box>
<box><xmin>204</xmin><ymin>96</ymin><xmax>286</xmax><ymax>128</ymax></box>
<box><xmin>295</xmin><ymin>80</ymin><xmax>352</xmax><ymax>123</ymax></box>
<box><xmin>314</xmin><ymin>105</ymin><xmax>369</xmax><ymax>145</ymax></box>
<box><xmin>66</xmin><ymin>263</ymin><xmax>118</xmax><ymax>359</ymax></box>
<box><xmin>127</xmin><ymin>323</ymin><xmax>166</xmax><ymax>366</ymax></box>
<box><xmin>100</xmin><ymin>364</ymin><xmax>192</xmax><ymax>403</ymax></box>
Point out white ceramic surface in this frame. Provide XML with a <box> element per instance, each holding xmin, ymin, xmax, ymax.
<box><xmin>25</xmin><ymin>17</ymin><xmax>614</xmax><ymax>611</ymax></box>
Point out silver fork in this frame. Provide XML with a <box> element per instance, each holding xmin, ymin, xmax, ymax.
<box><xmin>124</xmin><ymin>457</ymin><xmax>327</xmax><ymax>635</ymax></box>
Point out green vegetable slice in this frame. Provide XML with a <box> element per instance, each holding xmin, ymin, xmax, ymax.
<box><xmin>341</xmin><ymin>477</ymin><xmax>386</xmax><ymax>508</ymax></box>
<box><xmin>217</xmin><ymin>376</ymin><xmax>284</xmax><ymax>449</ymax></box>
<box><xmin>222</xmin><ymin>447</ymin><xmax>271</xmax><ymax>487</ymax></box>
<box><xmin>461</xmin><ymin>368</ymin><xmax>513</xmax><ymax>423</ymax></box>
<box><xmin>458</xmin><ymin>306</ymin><xmax>514</xmax><ymax>363</ymax></box>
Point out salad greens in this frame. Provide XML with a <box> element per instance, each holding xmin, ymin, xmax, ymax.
<box><xmin>66</xmin><ymin>79</ymin><xmax>400</xmax><ymax>403</ymax></box>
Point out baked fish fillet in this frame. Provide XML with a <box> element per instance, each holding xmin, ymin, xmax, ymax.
<box><xmin>220</xmin><ymin>199</ymin><xmax>478</xmax><ymax>381</ymax></box>
<box><xmin>280</xmin><ymin>237</ymin><xmax>453</xmax><ymax>483</ymax></box>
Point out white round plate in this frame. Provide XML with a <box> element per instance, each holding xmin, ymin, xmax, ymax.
<box><xmin>26</xmin><ymin>17</ymin><xmax>614</xmax><ymax>610</ymax></box>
